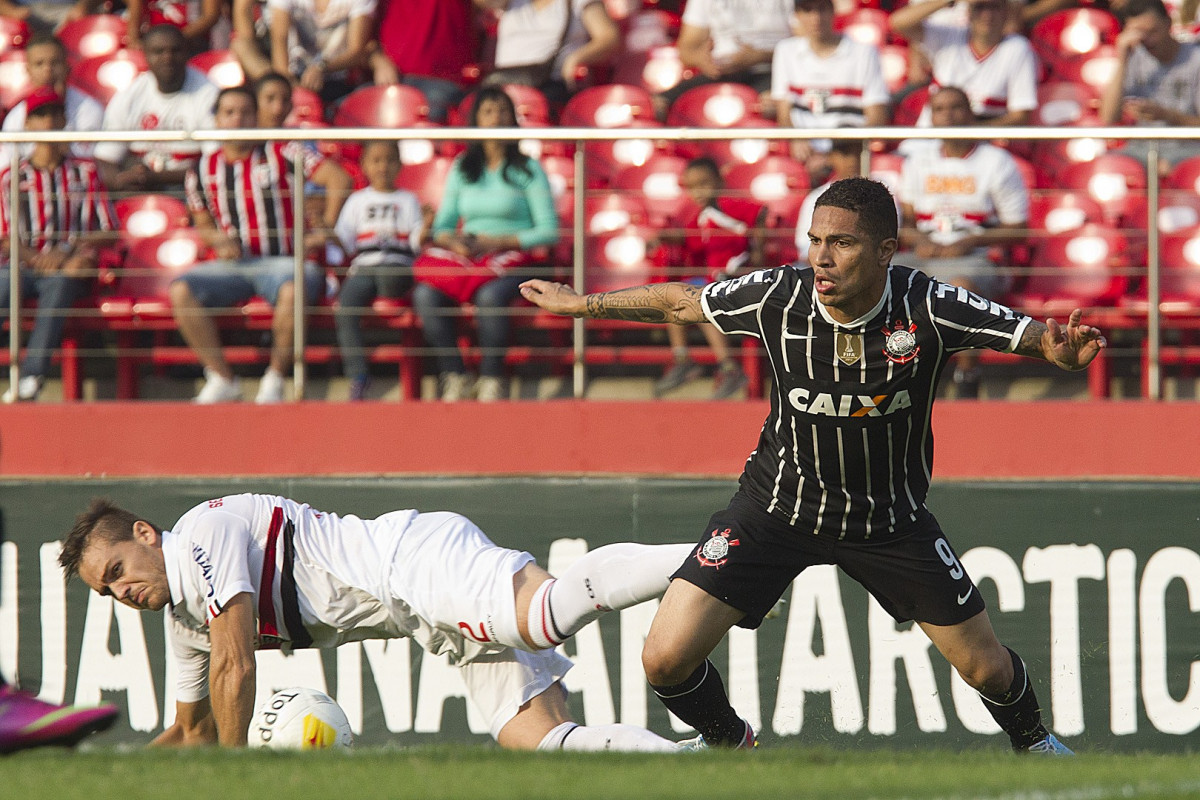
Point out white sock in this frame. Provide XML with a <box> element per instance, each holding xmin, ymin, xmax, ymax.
<box><xmin>526</xmin><ymin>542</ymin><xmax>694</xmax><ymax>649</ymax></box>
<box><xmin>538</xmin><ymin>721</ymin><xmax>679</xmax><ymax>753</ymax></box>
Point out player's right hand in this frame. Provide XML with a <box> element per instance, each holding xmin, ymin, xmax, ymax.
<box><xmin>519</xmin><ymin>279</ymin><xmax>585</xmax><ymax>316</ymax></box>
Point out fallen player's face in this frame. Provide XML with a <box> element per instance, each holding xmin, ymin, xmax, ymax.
<box><xmin>807</xmin><ymin>205</ymin><xmax>893</xmax><ymax>323</ymax></box>
<box><xmin>77</xmin><ymin>526</ymin><xmax>170</xmax><ymax>612</ymax></box>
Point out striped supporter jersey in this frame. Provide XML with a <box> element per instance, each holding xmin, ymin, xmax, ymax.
<box><xmin>0</xmin><ymin>157</ymin><xmax>114</xmax><ymax>255</ymax></box>
<box><xmin>185</xmin><ymin>141</ymin><xmax>323</xmax><ymax>257</ymax></box>
<box><xmin>700</xmin><ymin>263</ymin><xmax>1032</xmax><ymax>541</ymax></box>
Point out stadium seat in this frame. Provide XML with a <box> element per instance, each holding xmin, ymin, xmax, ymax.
<box><xmin>117</xmin><ymin>228</ymin><xmax>208</xmax><ymax>309</ymax></box>
<box><xmin>0</xmin><ymin>15</ymin><xmax>29</xmax><ymax>54</ymax></box>
<box><xmin>613</xmin><ymin>44</ymin><xmax>692</xmax><ymax>95</ymax></box>
<box><xmin>560</xmin><ymin>84</ymin><xmax>657</xmax><ymax>128</ymax></box>
<box><xmin>1030</xmin><ymin>137</ymin><xmax>1117</xmax><ymax>188</ymax></box>
<box><xmin>1164</xmin><ymin>155</ymin><xmax>1200</xmax><ymax>195</ymax></box>
<box><xmin>621</xmin><ymin>8</ymin><xmax>680</xmax><ymax>54</ymax></box>
<box><xmin>1050</xmin><ymin>45</ymin><xmax>1120</xmax><ymax>95</ymax></box>
<box><xmin>394</xmin><ymin>154</ymin><xmax>456</xmax><ymax>209</ymax></box>
<box><xmin>692</xmin><ymin>118</ymin><xmax>787</xmax><ymax>167</ymax></box>
<box><xmin>878</xmin><ymin>44</ymin><xmax>910</xmax><ymax>94</ymax></box>
<box><xmin>115</xmin><ymin>194</ymin><xmax>191</xmax><ymax>242</ymax></box>
<box><xmin>585</xmin><ymin>192</ymin><xmax>650</xmax><ymax>235</ymax></box>
<box><xmin>1057</xmin><ymin>154</ymin><xmax>1147</xmax><ymax>227</ymax></box>
<box><xmin>0</xmin><ymin>50</ymin><xmax>30</xmax><ymax>110</ymax></box>
<box><xmin>584</xmin><ymin>225</ymin><xmax>657</xmax><ymax>293</ymax></box>
<box><xmin>188</xmin><ymin>50</ymin><xmax>244</xmax><ymax>89</ymax></box>
<box><xmin>1158</xmin><ymin>191</ymin><xmax>1200</xmax><ymax>234</ymax></box>
<box><xmin>584</xmin><ymin>119</ymin><xmax>673</xmax><ymax>183</ymax></box>
<box><xmin>891</xmin><ymin>85</ymin><xmax>929</xmax><ymax>128</ymax></box>
<box><xmin>69</xmin><ymin>49</ymin><xmax>148</xmax><ymax>105</ymax></box>
<box><xmin>725</xmin><ymin>156</ymin><xmax>812</xmax><ymax>229</ymax></box>
<box><xmin>1018</xmin><ymin>223</ymin><xmax>1130</xmax><ymax>309</ymax></box>
<box><xmin>834</xmin><ymin>7</ymin><xmax>891</xmax><ymax>47</ymax></box>
<box><xmin>1158</xmin><ymin>228</ymin><xmax>1200</xmax><ymax>305</ymax></box>
<box><xmin>333</xmin><ymin>84</ymin><xmax>430</xmax><ymax>127</ymax></box>
<box><xmin>1030</xmin><ymin>8</ymin><xmax>1119</xmax><ymax>69</ymax></box>
<box><xmin>58</xmin><ymin>14</ymin><xmax>127</xmax><ymax>64</ymax></box>
<box><xmin>1033</xmin><ymin>81</ymin><xmax>1100</xmax><ymax>128</ymax></box>
<box><xmin>286</xmin><ymin>87</ymin><xmax>325</xmax><ymax>125</ymax></box>
<box><xmin>666</xmin><ymin>82</ymin><xmax>765</xmax><ymax>128</ymax></box>
<box><xmin>610</xmin><ymin>154</ymin><xmax>692</xmax><ymax>226</ymax></box>
<box><xmin>1027</xmin><ymin>191</ymin><xmax>1104</xmax><ymax>235</ymax></box>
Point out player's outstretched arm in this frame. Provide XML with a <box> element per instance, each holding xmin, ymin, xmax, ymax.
<box><xmin>1013</xmin><ymin>308</ymin><xmax>1108</xmax><ymax>370</ymax></box>
<box><xmin>519</xmin><ymin>279</ymin><xmax>707</xmax><ymax>325</ymax></box>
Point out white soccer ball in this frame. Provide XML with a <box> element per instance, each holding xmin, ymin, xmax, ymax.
<box><xmin>249</xmin><ymin>687</ymin><xmax>353</xmax><ymax>750</ymax></box>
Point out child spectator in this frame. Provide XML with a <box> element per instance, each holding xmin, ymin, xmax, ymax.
<box><xmin>332</xmin><ymin>141</ymin><xmax>427</xmax><ymax>401</ymax></box>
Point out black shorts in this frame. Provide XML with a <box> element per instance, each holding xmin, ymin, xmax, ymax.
<box><xmin>672</xmin><ymin>493</ymin><xmax>987</xmax><ymax>629</ymax></box>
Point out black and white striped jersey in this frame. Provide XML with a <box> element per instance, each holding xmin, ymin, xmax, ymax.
<box><xmin>700</xmin><ymin>263</ymin><xmax>1032</xmax><ymax>541</ymax></box>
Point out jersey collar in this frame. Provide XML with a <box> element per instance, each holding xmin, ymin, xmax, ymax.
<box><xmin>813</xmin><ymin>266</ymin><xmax>893</xmax><ymax>329</ymax></box>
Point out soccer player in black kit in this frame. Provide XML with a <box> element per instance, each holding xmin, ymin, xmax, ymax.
<box><xmin>520</xmin><ymin>177</ymin><xmax>1106</xmax><ymax>755</ymax></box>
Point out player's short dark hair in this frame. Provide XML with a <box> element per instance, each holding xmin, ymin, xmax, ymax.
<box><xmin>684</xmin><ymin>155</ymin><xmax>722</xmax><ymax>180</ymax></box>
<box><xmin>1118</xmin><ymin>0</ymin><xmax>1170</xmax><ymax>22</ymax></box>
<box><xmin>814</xmin><ymin>177</ymin><xmax>898</xmax><ymax>244</ymax></box>
<box><xmin>215</xmin><ymin>84</ymin><xmax>257</xmax><ymax>114</ymax></box>
<box><xmin>26</xmin><ymin>33</ymin><xmax>66</xmax><ymax>55</ymax></box>
<box><xmin>58</xmin><ymin>498</ymin><xmax>151</xmax><ymax>581</ymax></box>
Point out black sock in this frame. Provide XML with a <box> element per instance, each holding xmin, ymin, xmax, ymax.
<box><xmin>980</xmin><ymin>647</ymin><xmax>1049</xmax><ymax>751</ymax></box>
<box><xmin>650</xmin><ymin>659</ymin><xmax>746</xmax><ymax>746</ymax></box>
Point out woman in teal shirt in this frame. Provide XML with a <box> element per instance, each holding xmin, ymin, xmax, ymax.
<box><xmin>413</xmin><ymin>86</ymin><xmax>560</xmax><ymax>402</ymax></box>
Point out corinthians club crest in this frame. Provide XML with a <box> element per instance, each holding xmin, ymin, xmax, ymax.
<box><xmin>882</xmin><ymin>320</ymin><xmax>920</xmax><ymax>364</ymax></box>
<box><xmin>696</xmin><ymin>527</ymin><xmax>739</xmax><ymax>569</ymax></box>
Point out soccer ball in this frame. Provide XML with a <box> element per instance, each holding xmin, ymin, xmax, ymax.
<box><xmin>249</xmin><ymin>687</ymin><xmax>353</xmax><ymax>750</ymax></box>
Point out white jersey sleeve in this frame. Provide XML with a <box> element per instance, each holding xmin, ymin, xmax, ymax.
<box><xmin>179</xmin><ymin>507</ymin><xmax>257</xmax><ymax>623</ymax></box>
<box><xmin>167</xmin><ymin>614</ymin><xmax>212</xmax><ymax>703</ymax></box>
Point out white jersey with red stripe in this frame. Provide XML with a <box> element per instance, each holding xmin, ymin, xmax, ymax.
<box><xmin>770</xmin><ymin>35</ymin><xmax>890</xmax><ymax>129</ymax></box>
<box><xmin>162</xmin><ymin>494</ymin><xmax>549</xmax><ymax>704</ymax></box>
<box><xmin>92</xmin><ymin>68</ymin><xmax>219</xmax><ymax>172</ymax></box>
<box><xmin>334</xmin><ymin>186</ymin><xmax>424</xmax><ymax>270</ymax></box>
<box><xmin>0</xmin><ymin>156</ymin><xmax>115</xmax><ymax>257</ymax></box>
<box><xmin>917</xmin><ymin>26</ymin><xmax>1038</xmax><ymax>124</ymax></box>
<box><xmin>898</xmin><ymin>141</ymin><xmax>1028</xmax><ymax>246</ymax></box>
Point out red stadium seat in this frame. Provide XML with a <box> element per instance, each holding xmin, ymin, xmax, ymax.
<box><xmin>286</xmin><ymin>87</ymin><xmax>325</xmax><ymax>125</ymax></box>
<box><xmin>1051</xmin><ymin>45</ymin><xmax>1120</xmax><ymax>94</ymax></box>
<box><xmin>621</xmin><ymin>8</ymin><xmax>680</xmax><ymax>54</ymax></box>
<box><xmin>1033</xmin><ymin>81</ymin><xmax>1100</xmax><ymax>128</ymax></box>
<box><xmin>585</xmin><ymin>192</ymin><xmax>650</xmax><ymax>235</ymax></box>
<box><xmin>1030</xmin><ymin>137</ymin><xmax>1118</xmax><ymax>188</ymax></box>
<box><xmin>834</xmin><ymin>8</ymin><xmax>891</xmax><ymax>47</ymax></box>
<box><xmin>891</xmin><ymin>85</ymin><xmax>929</xmax><ymax>128</ymax></box>
<box><xmin>560</xmin><ymin>84</ymin><xmax>657</xmax><ymax>128</ymax></box>
<box><xmin>666</xmin><ymin>82</ymin><xmax>765</xmax><ymax>128</ymax></box>
<box><xmin>394</xmin><ymin>154</ymin><xmax>456</xmax><ymax>209</ymax></box>
<box><xmin>584</xmin><ymin>225</ymin><xmax>657</xmax><ymax>293</ymax></box>
<box><xmin>1027</xmin><ymin>191</ymin><xmax>1104</xmax><ymax>235</ymax></box>
<box><xmin>1030</xmin><ymin>8</ymin><xmax>1120</xmax><ymax>68</ymax></box>
<box><xmin>725</xmin><ymin>156</ymin><xmax>811</xmax><ymax>229</ymax></box>
<box><xmin>333</xmin><ymin>84</ymin><xmax>430</xmax><ymax>127</ymax></box>
<box><xmin>1057</xmin><ymin>154</ymin><xmax>1147</xmax><ymax>227</ymax></box>
<box><xmin>115</xmin><ymin>194</ymin><xmax>191</xmax><ymax>242</ymax></box>
<box><xmin>118</xmin><ymin>228</ymin><xmax>208</xmax><ymax>308</ymax></box>
<box><xmin>1159</xmin><ymin>228</ymin><xmax>1200</xmax><ymax>305</ymax></box>
<box><xmin>1165</xmin><ymin>155</ymin><xmax>1200</xmax><ymax>195</ymax></box>
<box><xmin>69</xmin><ymin>49</ymin><xmax>148</xmax><ymax>104</ymax></box>
<box><xmin>0</xmin><ymin>50</ymin><xmax>30</xmax><ymax>111</ymax></box>
<box><xmin>188</xmin><ymin>49</ymin><xmax>244</xmax><ymax>89</ymax></box>
<box><xmin>1018</xmin><ymin>223</ymin><xmax>1129</xmax><ymax>309</ymax></box>
<box><xmin>0</xmin><ymin>15</ymin><xmax>29</xmax><ymax>55</ymax></box>
<box><xmin>1158</xmin><ymin>191</ymin><xmax>1200</xmax><ymax>234</ymax></box>
<box><xmin>58</xmin><ymin>14</ymin><xmax>127</xmax><ymax>64</ymax></box>
<box><xmin>583</xmin><ymin>119</ymin><xmax>673</xmax><ymax>183</ymax></box>
<box><xmin>614</xmin><ymin>44</ymin><xmax>692</xmax><ymax>95</ymax></box>
<box><xmin>693</xmin><ymin>118</ymin><xmax>788</xmax><ymax>167</ymax></box>
<box><xmin>610</xmin><ymin>154</ymin><xmax>692</xmax><ymax>226</ymax></box>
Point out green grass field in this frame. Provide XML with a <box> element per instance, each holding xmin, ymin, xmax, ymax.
<box><xmin>2</xmin><ymin>747</ymin><xmax>1197</xmax><ymax>800</ymax></box>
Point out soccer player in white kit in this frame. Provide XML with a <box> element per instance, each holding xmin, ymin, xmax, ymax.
<box><xmin>60</xmin><ymin>494</ymin><xmax>694</xmax><ymax>752</ymax></box>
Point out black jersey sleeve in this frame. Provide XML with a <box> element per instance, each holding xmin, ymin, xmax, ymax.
<box><xmin>700</xmin><ymin>267</ymin><xmax>785</xmax><ymax>338</ymax></box>
<box><xmin>926</xmin><ymin>278</ymin><xmax>1033</xmax><ymax>353</ymax></box>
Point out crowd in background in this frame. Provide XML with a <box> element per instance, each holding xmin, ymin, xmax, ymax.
<box><xmin>0</xmin><ymin>0</ymin><xmax>1197</xmax><ymax>403</ymax></box>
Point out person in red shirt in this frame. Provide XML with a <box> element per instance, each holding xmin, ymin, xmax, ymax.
<box><xmin>652</xmin><ymin>157</ymin><xmax>766</xmax><ymax>399</ymax></box>
<box><xmin>374</xmin><ymin>0</ymin><xmax>479</xmax><ymax>122</ymax></box>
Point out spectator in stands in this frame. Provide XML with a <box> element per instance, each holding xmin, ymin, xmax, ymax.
<box><xmin>484</xmin><ymin>0</ymin><xmax>620</xmax><ymax>107</ymax></box>
<box><xmin>93</xmin><ymin>25</ymin><xmax>220</xmax><ymax>195</ymax></box>
<box><xmin>170</xmin><ymin>85</ymin><xmax>353</xmax><ymax>404</ymax></box>
<box><xmin>266</xmin><ymin>0</ymin><xmax>395</xmax><ymax>103</ymax></box>
<box><xmin>252</xmin><ymin>70</ymin><xmax>294</xmax><ymax>128</ymax></box>
<box><xmin>0</xmin><ymin>89</ymin><xmax>116</xmax><ymax>403</ymax></box>
<box><xmin>230</xmin><ymin>0</ymin><xmax>273</xmax><ymax>80</ymax></box>
<box><xmin>896</xmin><ymin>86</ymin><xmax>1029</xmax><ymax>398</ymax></box>
<box><xmin>411</xmin><ymin>86</ymin><xmax>558</xmax><ymax>403</ymax></box>
<box><xmin>125</xmin><ymin>0</ymin><xmax>224</xmax><ymax>54</ymax></box>
<box><xmin>333</xmin><ymin>141</ymin><xmax>427</xmax><ymax>401</ymax></box>
<box><xmin>651</xmin><ymin>157</ymin><xmax>763</xmax><ymax>399</ymax></box>
<box><xmin>373</xmin><ymin>0</ymin><xmax>478</xmax><ymax>123</ymax></box>
<box><xmin>770</xmin><ymin>0</ymin><xmax>890</xmax><ymax>176</ymax></box>
<box><xmin>658</xmin><ymin>0</ymin><xmax>793</xmax><ymax>119</ymax></box>
<box><xmin>1099</xmin><ymin>0</ymin><xmax>1200</xmax><ymax>169</ymax></box>
<box><xmin>0</xmin><ymin>34</ymin><xmax>103</xmax><ymax>164</ymax></box>
<box><xmin>889</xmin><ymin>0</ymin><xmax>1038</xmax><ymax>127</ymax></box>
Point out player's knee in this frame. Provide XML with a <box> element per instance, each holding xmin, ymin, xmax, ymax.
<box><xmin>641</xmin><ymin>637</ymin><xmax>695</xmax><ymax>687</ymax></box>
<box><xmin>956</xmin><ymin>649</ymin><xmax>1012</xmax><ymax>694</ymax></box>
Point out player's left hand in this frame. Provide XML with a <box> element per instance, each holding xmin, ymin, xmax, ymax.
<box><xmin>1043</xmin><ymin>308</ymin><xmax>1107</xmax><ymax>370</ymax></box>
<box><xmin>519</xmin><ymin>279</ymin><xmax>586</xmax><ymax>317</ymax></box>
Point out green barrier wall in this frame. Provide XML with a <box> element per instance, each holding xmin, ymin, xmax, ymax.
<box><xmin>2</xmin><ymin>478</ymin><xmax>1197</xmax><ymax>752</ymax></box>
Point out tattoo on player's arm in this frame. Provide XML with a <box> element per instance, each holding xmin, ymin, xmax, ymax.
<box><xmin>1014</xmin><ymin>321</ymin><xmax>1049</xmax><ymax>360</ymax></box>
<box><xmin>584</xmin><ymin>284</ymin><xmax>704</xmax><ymax>324</ymax></box>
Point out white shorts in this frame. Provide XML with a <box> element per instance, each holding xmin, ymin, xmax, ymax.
<box><xmin>388</xmin><ymin>511</ymin><xmax>573</xmax><ymax>737</ymax></box>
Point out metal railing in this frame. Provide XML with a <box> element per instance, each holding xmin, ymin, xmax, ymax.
<box><xmin>0</xmin><ymin>124</ymin><xmax>1192</xmax><ymax>401</ymax></box>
